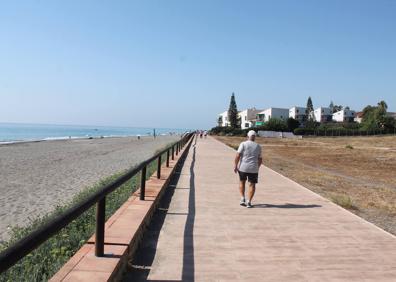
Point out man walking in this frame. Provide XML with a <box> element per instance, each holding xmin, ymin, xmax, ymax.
<box><xmin>234</xmin><ymin>130</ymin><xmax>262</xmax><ymax>208</ymax></box>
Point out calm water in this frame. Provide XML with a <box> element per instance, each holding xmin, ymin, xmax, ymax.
<box><xmin>0</xmin><ymin>123</ymin><xmax>187</xmax><ymax>143</ymax></box>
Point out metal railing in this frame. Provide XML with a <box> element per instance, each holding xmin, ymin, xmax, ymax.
<box><xmin>0</xmin><ymin>132</ymin><xmax>194</xmax><ymax>273</ymax></box>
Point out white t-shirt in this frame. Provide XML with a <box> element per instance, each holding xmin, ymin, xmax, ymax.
<box><xmin>237</xmin><ymin>140</ymin><xmax>262</xmax><ymax>173</ymax></box>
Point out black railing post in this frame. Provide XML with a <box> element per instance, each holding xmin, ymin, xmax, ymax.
<box><xmin>166</xmin><ymin>149</ymin><xmax>170</xmax><ymax>167</ymax></box>
<box><xmin>140</xmin><ymin>166</ymin><xmax>146</xmax><ymax>200</ymax></box>
<box><xmin>157</xmin><ymin>155</ymin><xmax>161</xmax><ymax>179</ymax></box>
<box><xmin>95</xmin><ymin>197</ymin><xmax>106</xmax><ymax>257</ymax></box>
<box><xmin>176</xmin><ymin>143</ymin><xmax>179</xmax><ymax>156</ymax></box>
<box><xmin>172</xmin><ymin>145</ymin><xmax>174</xmax><ymax>160</ymax></box>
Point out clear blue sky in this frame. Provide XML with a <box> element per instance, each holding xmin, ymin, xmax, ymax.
<box><xmin>0</xmin><ymin>0</ymin><xmax>395</xmax><ymax>129</ymax></box>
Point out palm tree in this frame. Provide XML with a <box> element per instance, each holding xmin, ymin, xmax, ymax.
<box><xmin>377</xmin><ymin>100</ymin><xmax>388</xmax><ymax>111</ymax></box>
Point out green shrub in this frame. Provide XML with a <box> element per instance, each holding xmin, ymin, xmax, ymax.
<box><xmin>209</xmin><ymin>126</ymin><xmax>248</xmax><ymax>136</ymax></box>
<box><xmin>255</xmin><ymin>118</ymin><xmax>288</xmax><ymax>132</ymax></box>
<box><xmin>331</xmin><ymin>194</ymin><xmax>357</xmax><ymax>210</ymax></box>
<box><xmin>287</xmin><ymin>118</ymin><xmax>300</xmax><ymax>132</ymax></box>
<box><xmin>294</xmin><ymin>128</ymin><xmax>315</xmax><ymax>135</ymax></box>
<box><xmin>0</xmin><ymin>152</ymin><xmax>167</xmax><ymax>282</ymax></box>
<box><xmin>295</xmin><ymin>127</ymin><xmax>394</xmax><ymax>136</ymax></box>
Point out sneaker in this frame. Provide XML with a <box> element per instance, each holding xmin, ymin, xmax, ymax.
<box><xmin>240</xmin><ymin>199</ymin><xmax>246</xmax><ymax>206</ymax></box>
<box><xmin>246</xmin><ymin>202</ymin><xmax>253</xmax><ymax>208</ymax></box>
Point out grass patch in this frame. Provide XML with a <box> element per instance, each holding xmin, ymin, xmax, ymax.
<box><xmin>331</xmin><ymin>194</ymin><xmax>358</xmax><ymax>210</ymax></box>
<box><xmin>345</xmin><ymin>144</ymin><xmax>354</xmax><ymax>149</ymax></box>
<box><xmin>0</xmin><ymin>149</ymin><xmax>170</xmax><ymax>282</ymax></box>
<box><xmin>226</xmin><ymin>143</ymin><xmax>238</xmax><ymax>150</ymax></box>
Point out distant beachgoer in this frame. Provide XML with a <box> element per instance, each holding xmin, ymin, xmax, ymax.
<box><xmin>234</xmin><ymin>130</ymin><xmax>262</xmax><ymax>208</ymax></box>
<box><xmin>204</xmin><ymin>131</ymin><xmax>208</xmax><ymax>138</ymax></box>
<box><xmin>137</xmin><ymin>134</ymin><xmax>141</xmax><ymax>140</ymax></box>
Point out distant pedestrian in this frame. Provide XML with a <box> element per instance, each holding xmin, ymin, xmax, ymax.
<box><xmin>234</xmin><ymin>130</ymin><xmax>262</xmax><ymax>208</ymax></box>
<box><xmin>204</xmin><ymin>131</ymin><xmax>208</xmax><ymax>138</ymax></box>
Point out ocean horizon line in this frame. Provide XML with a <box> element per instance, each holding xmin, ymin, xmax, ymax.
<box><xmin>0</xmin><ymin>121</ymin><xmax>186</xmax><ymax>131</ymax></box>
<box><xmin>0</xmin><ymin>123</ymin><xmax>189</xmax><ymax>143</ymax></box>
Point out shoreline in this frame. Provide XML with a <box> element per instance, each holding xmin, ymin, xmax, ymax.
<box><xmin>0</xmin><ymin>132</ymin><xmax>185</xmax><ymax>146</ymax></box>
<box><xmin>0</xmin><ymin>133</ymin><xmax>182</xmax><ymax>146</ymax></box>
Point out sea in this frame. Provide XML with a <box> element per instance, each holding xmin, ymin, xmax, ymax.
<box><xmin>0</xmin><ymin>123</ymin><xmax>187</xmax><ymax>144</ymax></box>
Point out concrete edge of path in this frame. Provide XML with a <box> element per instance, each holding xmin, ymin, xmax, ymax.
<box><xmin>210</xmin><ymin>136</ymin><xmax>396</xmax><ymax>240</ymax></box>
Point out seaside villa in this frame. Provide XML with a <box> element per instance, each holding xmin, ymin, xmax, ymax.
<box><xmin>239</xmin><ymin>108</ymin><xmax>262</xmax><ymax>129</ymax></box>
<box><xmin>333</xmin><ymin>109</ymin><xmax>356</xmax><ymax>122</ymax></box>
<box><xmin>312</xmin><ymin>107</ymin><xmax>333</xmax><ymax>123</ymax></box>
<box><xmin>289</xmin><ymin>106</ymin><xmax>308</xmax><ymax>123</ymax></box>
<box><xmin>354</xmin><ymin>112</ymin><xmax>364</xmax><ymax>123</ymax></box>
<box><xmin>256</xmin><ymin>108</ymin><xmax>289</xmax><ymax>125</ymax></box>
<box><xmin>218</xmin><ymin>111</ymin><xmax>229</xmax><ymax>127</ymax></box>
<box><xmin>218</xmin><ymin>105</ymin><xmax>359</xmax><ymax>128</ymax></box>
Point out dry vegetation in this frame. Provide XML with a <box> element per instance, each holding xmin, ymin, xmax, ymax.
<box><xmin>215</xmin><ymin>135</ymin><xmax>396</xmax><ymax>235</ymax></box>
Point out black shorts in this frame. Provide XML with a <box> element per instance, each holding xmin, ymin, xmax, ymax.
<box><xmin>238</xmin><ymin>171</ymin><xmax>258</xmax><ymax>183</ymax></box>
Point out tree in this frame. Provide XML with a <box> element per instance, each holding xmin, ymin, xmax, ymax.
<box><xmin>306</xmin><ymin>96</ymin><xmax>314</xmax><ymax>120</ymax></box>
<box><xmin>361</xmin><ymin>101</ymin><xmax>393</xmax><ymax>130</ymax></box>
<box><xmin>228</xmin><ymin>93</ymin><xmax>239</xmax><ymax>128</ymax></box>
<box><xmin>376</xmin><ymin>100</ymin><xmax>389</xmax><ymax>128</ymax></box>
<box><xmin>378</xmin><ymin>100</ymin><xmax>388</xmax><ymax>111</ymax></box>
<box><xmin>256</xmin><ymin>118</ymin><xmax>288</xmax><ymax>132</ymax></box>
<box><xmin>333</xmin><ymin>105</ymin><xmax>343</xmax><ymax>113</ymax></box>
<box><xmin>329</xmin><ymin>101</ymin><xmax>334</xmax><ymax>113</ymax></box>
<box><xmin>287</xmin><ymin>117</ymin><xmax>300</xmax><ymax>132</ymax></box>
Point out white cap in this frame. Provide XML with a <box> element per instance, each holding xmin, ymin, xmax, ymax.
<box><xmin>247</xmin><ymin>130</ymin><xmax>256</xmax><ymax>138</ymax></box>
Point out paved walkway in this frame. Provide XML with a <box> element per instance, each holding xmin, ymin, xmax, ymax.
<box><xmin>125</xmin><ymin>136</ymin><xmax>396</xmax><ymax>282</ymax></box>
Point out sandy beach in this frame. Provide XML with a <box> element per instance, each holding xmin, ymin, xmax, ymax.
<box><xmin>0</xmin><ymin>135</ymin><xmax>180</xmax><ymax>242</ymax></box>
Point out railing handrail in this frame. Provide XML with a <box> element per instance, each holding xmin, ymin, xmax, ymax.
<box><xmin>0</xmin><ymin>132</ymin><xmax>194</xmax><ymax>273</ymax></box>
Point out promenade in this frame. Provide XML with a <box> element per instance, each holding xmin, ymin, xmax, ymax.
<box><xmin>125</xmin><ymin>136</ymin><xmax>396</xmax><ymax>282</ymax></box>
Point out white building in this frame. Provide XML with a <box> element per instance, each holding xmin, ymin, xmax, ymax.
<box><xmin>289</xmin><ymin>107</ymin><xmax>308</xmax><ymax>123</ymax></box>
<box><xmin>333</xmin><ymin>109</ymin><xmax>356</xmax><ymax>122</ymax></box>
<box><xmin>256</xmin><ymin>108</ymin><xmax>289</xmax><ymax>124</ymax></box>
<box><xmin>354</xmin><ymin>112</ymin><xmax>364</xmax><ymax>123</ymax></box>
<box><xmin>218</xmin><ymin>111</ymin><xmax>229</xmax><ymax>127</ymax></box>
<box><xmin>313</xmin><ymin>107</ymin><xmax>332</xmax><ymax>123</ymax></box>
<box><xmin>238</xmin><ymin>108</ymin><xmax>262</xmax><ymax>129</ymax></box>
<box><xmin>388</xmin><ymin>112</ymin><xmax>396</xmax><ymax>119</ymax></box>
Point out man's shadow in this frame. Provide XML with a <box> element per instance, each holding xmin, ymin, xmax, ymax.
<box><xmin>253</xmin><ymin>203</ymin><xmax>321</xmax><ymax>209</ymax></box>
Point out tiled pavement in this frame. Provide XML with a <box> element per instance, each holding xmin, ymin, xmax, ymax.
<box><xmin>125</xmin><ymin>136</ymin><xmax>396</xmax><ymax>282</ymax></box>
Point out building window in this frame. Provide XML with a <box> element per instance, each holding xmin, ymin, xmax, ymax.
<box><xmin>245</xmin><ymin>123</ymin><xmax>249</xmax><ymax>128</ymax></box>
<box><xmin>296</xmin><ymin>109</ymin><xmax>299</xmax><ymax>113</ymax></box>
